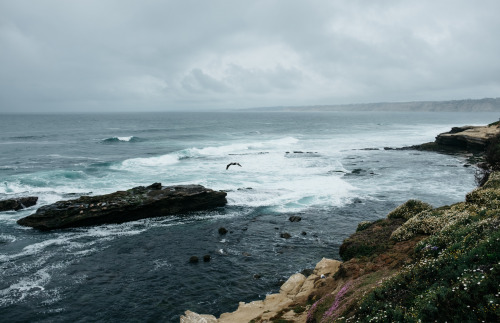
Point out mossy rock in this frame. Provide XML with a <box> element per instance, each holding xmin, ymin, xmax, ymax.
<box><xmin>387</xmin><ymin>199</ymin><xmax>433</xmax><ymax>221</ymax></box>
<box><xmin>340</xmin><ymin>218</ymin><xmax>405</xmax><ymax>261</ymax></box>
<box><xmin>356</xmin><ymin>221</ymin><xmax>374</xmax><ymax>232</ymax></box>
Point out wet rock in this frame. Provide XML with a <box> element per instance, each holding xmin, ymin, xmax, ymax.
<box><xmin>300</xmin><ymin>268</ymin><xmax>314</xmax><ymax>277</ymax></box>
<box><xmin>0</xmin><ymin>197</ymin><xmax>38</xmax><ymax>212</ymax></box>
<box><xmin>189</xmin><ymin>256</ymin><xmax>199</xmax><ymax>263</ymax></box>
<box><xmin>289</xmin><ymin>216</ymin><xmax>302</xmax><ymax>222</ymax></box>
<box><xmin>17</xmin><ymin>184</ymin><xmax>227</xmax><ymax>231</ymax></box>
<box><xmin>203</xmin><ymin>255</ymin><xmax>211</xmax><ymax>262</ymax></box>
<box><xmin>253</xmin><ymin>274</ymin><xmax>261</xmax><ymax>279</ymax></box>
<box><xmin>301</xmin><ymin>231</ymin><xmax>307</xmax><ymax>235</ymax></box>
<box><xmin>218</xmin><ymin>227</ymin><xmax>228</xmax><ymax>235</ymax></box>
<box><xmin>280</xmin><ymin>232</ymin><xmax>292</xmax><ymax>239</ymax></box>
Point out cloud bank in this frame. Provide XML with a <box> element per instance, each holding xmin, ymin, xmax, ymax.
<box><xmin>1</xmin><ymin>0</ymin><xmax>499</xmax><ymax>112</ymax></box>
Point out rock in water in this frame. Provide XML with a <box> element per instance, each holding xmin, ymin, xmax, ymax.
<box><xmin>0</xmin><ymin>197</ymin><xmax>38</xmax><ymax>212</ymax></box>
<box><xmin>17</xmin><ymin>183</ymin><xmax>227</xmax><ymax>231</ymax></box>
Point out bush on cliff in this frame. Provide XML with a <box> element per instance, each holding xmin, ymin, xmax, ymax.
<box><xmin>386</xmin><ymin>199</ymin><xmax>433</xmax><ymax>221</ymax></box>
<box><xmin>308</xmin><ymin>172</ymin><xmax>500</xmax><ymax>322</ymax></box>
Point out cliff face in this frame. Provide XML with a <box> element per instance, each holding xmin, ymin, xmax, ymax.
<box><xmin>435</xmin><ymin>125</ymin><xmax>500</xmax><ymax>151</ymax></box>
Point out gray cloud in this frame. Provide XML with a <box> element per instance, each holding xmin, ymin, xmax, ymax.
<box><xmin>1</xmin><ymin>0</ymin><xmax>499</xmax><ymax>112</ymax></box>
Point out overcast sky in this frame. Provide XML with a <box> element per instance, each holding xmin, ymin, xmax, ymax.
<box><xmin>1</xmin><ymin>0</ymin><xmax>499</xmax><ymax>112</ymax></box>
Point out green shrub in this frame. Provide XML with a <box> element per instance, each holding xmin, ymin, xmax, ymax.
<box><xmin>355</xmin><ymin>221</ymin><xmax>373</xmax><ymax>232</ymax></box>
<box><xmin>387</xmin><ymin>199</ymin><xmax>433</xmax><ymax>221</ymax></box>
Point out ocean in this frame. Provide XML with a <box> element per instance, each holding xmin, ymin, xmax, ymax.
<box><xmin>0</xmin><ymin>111</ymin><xmax>497</xmax><ymax>322</ymax></box>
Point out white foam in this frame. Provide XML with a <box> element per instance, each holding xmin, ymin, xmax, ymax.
<box><xmin>117</xmin><ymin>136</ymin><xmax>134</xmax><ymax>142</ymax></box>
<box><xmin>116</xmin><ymin>154</ymin><xmax>179</xmax><ymax>170</ymax></box>
<box><xmin>181</xmin><ymin>136</ymin><xmax>299</xmax><ymax>158</ymax></box>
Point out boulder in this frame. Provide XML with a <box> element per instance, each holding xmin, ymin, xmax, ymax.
<box><xmin>0</xmin><ymin>197</ymin><xmax>38</xmax><ymax>212</ymax></box>
<box><xmin>280</xmin><ymin>232</ymin><xmax>291</xmax><ymax>239</ymax></box>
<box><xmin>17</xmin><ymin>183</ymin><xmax>227</xmax><ymax>231</ymax></box>
<box><xmin>289</xmin><ymin>215</ymin><xmax>302</xmax><ymax>222</ymax></box>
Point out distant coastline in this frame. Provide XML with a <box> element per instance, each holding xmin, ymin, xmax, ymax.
<box><xmin>243</xmin><ymin>97</ymin><xmax>500</xmax><ymax>112</ymax></box>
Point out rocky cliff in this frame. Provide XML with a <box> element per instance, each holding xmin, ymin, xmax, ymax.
<box><xmin>17</xmin><ymin>183</ymin><xmax>227</xmax><ymax>231</ymax></box>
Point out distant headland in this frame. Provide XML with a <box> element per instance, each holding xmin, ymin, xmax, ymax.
<box><xmin>244</xmin><ymin>97</ymin><xmax>500</xmax><ymax>112</ymax></box>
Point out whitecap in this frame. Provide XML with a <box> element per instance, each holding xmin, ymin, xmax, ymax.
<box><xmin>114</xmin><ymin>154</ymin><xmax>179</xmax><ymax>170</ymax></box>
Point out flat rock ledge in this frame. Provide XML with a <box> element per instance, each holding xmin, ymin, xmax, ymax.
<box><xmin>181</xmin><ymin>258</ymin><xmax>341</xmax><ymax>323</ymax></box>
<box><xmin>0</xmin><ymin>196</ymin><xmax>38</xmax><ymax>212</ymax></box>
<box><xmin>407</xmin><ymin>124</ymin><xmax>500</xmax><ymax>154</ymax></box>
<box><xmin>17</xmin><ymin>183</ymin><xmax>227</xmax><ymax>231</ymax></box>
<box><xmin>435</xmin><ymin>125</ymin><xmax>500</xmax><ymax>150</ymax></box>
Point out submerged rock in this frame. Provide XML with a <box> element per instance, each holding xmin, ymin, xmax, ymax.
<box><xmin>17</xmin><ymin>183</ymin><xmax>227</xmax><ymax>231</ymax></box>
<box><xmin>0</xmin><ymin>197</ymin><xmax>38</xmax><ymax>212</ymax></box>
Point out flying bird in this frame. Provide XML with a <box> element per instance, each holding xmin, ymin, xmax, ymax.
<box><xmin>226</xmin><ymin>162</ymin><xmax>242</xmax><ymax>170</ymax></box>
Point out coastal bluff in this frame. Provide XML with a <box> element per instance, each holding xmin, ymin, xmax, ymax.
<box><xmin>410</xmin><ymin>122</ymin><xmax>500</xmax><ymax>152</ymax></box>
<box><xmin>17</xmin><ymin>183</ymin><xmax>227</xmax><ymax>231</ymax></box>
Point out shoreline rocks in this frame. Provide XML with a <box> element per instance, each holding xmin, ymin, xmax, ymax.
<box><xmin>181</xmin><ymin>258</ymin><xmax>341</xmax><ymax>323</ymax></box>
<box><xmin>17</xmin><ymin>183</ymin><xmax>227</xmax><ymax>231</ymax></box>
<box><xmin>0</xmin><ymin>197</ymin><xmax>38</xmax><ymax>212</ymax></box>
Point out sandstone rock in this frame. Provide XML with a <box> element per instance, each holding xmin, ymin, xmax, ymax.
<box><xmin>185</xmin><ymin>258</ymin><xmax>342</xmax><ymax>323</ymax></box>
<box><xmin>17</xmin><ymin>184</ymin><xmax>226</xmax><ymax>230</ymax></box>
<box><xmin>180</xmin><ymin>310</ymin><xmax>217</xmax><ymax>323</ymax></box>
<box><xmin>0</xmin><ymin>197</ymin><xmax>38</xmax><ymax>212</ymax></box>
<box><xmin>279</xmin><ymin>273</ymin><xmax>306</xmax><ymax>298</ymax></box>
<box><xmin>435</xmin><ymin>125</ymin><xmax>500</xmax><ymax>151</ymax></box>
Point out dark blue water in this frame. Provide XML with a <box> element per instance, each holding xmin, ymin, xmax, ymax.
<box><xmin>0</xmin><ymin>111</ymin><xmax>496</xmax><ymax>322</ymax></box>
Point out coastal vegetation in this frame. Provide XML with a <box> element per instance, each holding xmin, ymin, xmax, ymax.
<box><xmin>305</xmin><ymin>134</ymin><xmax>500</xmax><ymax>323</ymax></box>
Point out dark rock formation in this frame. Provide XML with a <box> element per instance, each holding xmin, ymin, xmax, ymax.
<box><xmin>17</xmin><ymin>183</ymin><xmax>227</xmax><ymax>231</ymax></box>
<box><xmin>289</xmin><ymin>215</ymin><xmax>302</xmax><ymax>222</ymax></box>
<box><xmin>218</xmin><ymin>227</ymin><xmax>228</xmax><ymax>235</ymax></box>
<box><xmin>203</xmin><ymin>255</ymin><xmax>211</xmax><ymax>262</ymax></box>
<box><xmin>189</xmin><ymin>256</ymin><xmax>199</xmax><ymax>263</ymax></box>
<box><xmin>0</xmin><ymin>197</ymin><xmax>38</xmax><ymax>212</ymax></box>
<box><xmin>280</xmin><ymin>232</ymin><xmax>291</xmax><ymax>239</ymax></box>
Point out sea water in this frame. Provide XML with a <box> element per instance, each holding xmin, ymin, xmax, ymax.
<box><xmin>0</xmin><ymin>111</ymin><xmax>497</xmax><ymax>322</ymax></box>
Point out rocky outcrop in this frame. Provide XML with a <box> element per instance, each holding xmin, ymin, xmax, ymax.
<box><xmin>17</xmin><ymin>183</ymin><xmax>227</xmax><ymax>231</ymax></box>
<box><xmin>0</xmin><ymin>197</ymin><xmax>38</xmax><ymax>212</ymax></box>
<box><xmin>435</xmin><ymin>125</ymin><xmax>500</xmax><ymax>150</ymax></box>
<box><xmin>403</xmin><ymin>124</ymin><xmax>500</xmax><ymax>155</ymax></box>
<box><xmin>181</xmin><ymin>258</ymin><xmax>341</xmax><ymax>323</ymax></box>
